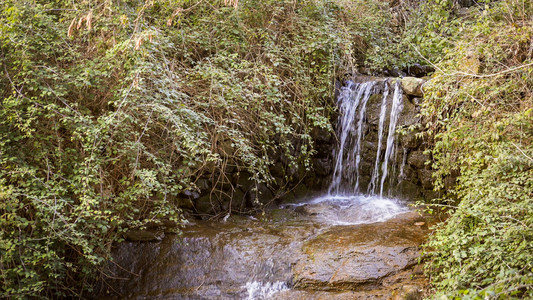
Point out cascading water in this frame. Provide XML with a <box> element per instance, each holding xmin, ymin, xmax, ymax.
<box><xmin>328</xmin><ymin>81</ymin><xmax>376</xmax><ymax>195</ymax></box>
<box><xmin>100</xmin><ymin>78</ymin><xmax>424</xmax><ymax>300</ymax></box>
<box><xmin>379</xmin><ymin>81</ymin><xmax>404</xmax><ymax>197</ymax></box>
<box><xmin>367</xmin><ymin>81</ymin><xmax>390</xmax><ymax>195</ymax></box>
<box><xmin>329</xmin><ymin>79</ymin><xmax>404</xmax><ymax>197</ymax></box>
<box><xmin>300</xmin><ymin>79</ymin><xmax>408</xmax><ymax>225</ymax></box>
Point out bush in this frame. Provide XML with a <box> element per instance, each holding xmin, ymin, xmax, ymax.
<box><xmin>0</xmin><ymin>0</ymin><xmax>397</xmax><ymax>297</ymax></box>
<box><xmin>418</xmin><ymin>1</ymin><xmax>533</xmax><ymax>297</ymax></box>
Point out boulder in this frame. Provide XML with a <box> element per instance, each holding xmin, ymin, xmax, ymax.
<box><xmin>398</xmin><ymin>96</ymin><xmax>419</xmax><ymax>127</ymax></box>
<box><xmin>400</xmin><ymin>131</ymin><xmax>422</xmax><ymax>149</ymax></box>
<box><xmin>401</xmin><ymin>77</ymin><xmax>425</xmax><ymax>97</ymax></box>
<box><xmin>396</xmin><ymin>180</ymin><xmax>421</xmax><ymax>200</ymax></box>
<box><xmin>365</xmin><ymin>94</ymin><xmax>386</xmax><ymax>125</ymax></box>
<box><xmin>292</xmin><ymin>212</ymin><xmax>428</xmax><ymax>291</ymax></box>
<box><xmin>403</xmin><ymin>63</ymin><xmax>434</xmax><ymax>78</ymax></box>
<box><xmin>384</xmin><ymin>68</ymin><xmax>407</xmax><ymax>78</ymax></box>
<box><xmin>391</xmin><ymin>284</ymin><xmax>423</xmax><ymax>300</ymax></box>
<box><xmin>408</xmin><ymin>151</ymin><xmax>431</xmax><ymax>169</ymax></box>
<box><xmin>417</xmin><ymin>169</ymin><xmax>434</xmax><ymax>190</ymax></box>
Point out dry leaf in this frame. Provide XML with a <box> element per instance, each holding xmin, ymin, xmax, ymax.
<box><xmin>77</xmin><ymin>16</ymin><xmax>85</xmax><ymax>30</ymax></box>
<box><xmin>86</xmin><ymin>11</ymin><xmax>93</xmax><ymax>31</ymax></box>
<box><xmin>134</xmin><ymin>37</ymin><xmax>143</xmax><ymax>50</ymax></box>
<box><xmin>67</xmin><ymin>18</ymin><xmax>76</xmax><ymax>37</ymax></box>
<box><xmin>224</xmin><ymin>0</ymin><xmax>238</xmax><ymax>9</ymax></box>
<box><xmin>414</xmin><ymin>222</ymin><xmax>425</xmax><ymax>226</ymax></box>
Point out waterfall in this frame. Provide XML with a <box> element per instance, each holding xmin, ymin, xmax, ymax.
<box><xmin>353</xmin><ymin>84</ymin><xmax>373</xmax><ymax>192</ymax></box>
<box><xmin>367</xmin><ymin>81</ymin><xmax>390</xmax><ymax>195</ymax></box>
<box><xmin>398</xmin><ymin>147</ymin><xmax>408</xmax><ymax>181</ymax></box>
<box><xmin>379</xmin><ymin>81</ymin><xmax>404</xmax><ymax>197</ymax></box>
<box><xmin>328</xmin><ymin>79</ymin><xmax>405</xmax><ymax>198</ymax></box>
<box><xmin>328</xmin><ymin>81</ymin><xmax>376</xmax><ymax>195</ymax></box>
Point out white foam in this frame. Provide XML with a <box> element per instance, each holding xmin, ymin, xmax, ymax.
<box><xmin>244</xmin><ymin>281</ymin><xmax>288</xmax><ymax>300</ymax></box>
<box><xmin>285</xmin><ymin>194</ymin><xmax>408</xmax><ymax>226</ymax></box>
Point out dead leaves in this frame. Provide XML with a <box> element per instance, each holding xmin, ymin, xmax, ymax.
<box><xmin>67</xmin><ymin>11</ymin><xmax>93</xmax><ymax>38</ymax></box>
<box><xmin>224</xmin><ymin>0</ymin><xmax>239</xmax><ymax>9</ymax></box>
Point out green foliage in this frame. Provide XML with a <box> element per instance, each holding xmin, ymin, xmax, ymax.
<box><xmin>418</xmin><ymin>1</ymin><xmax>533</xmax><ymax>298</ymax></box>
<box><xmin>0</xmin><ymin>0</ymin><xmax>392</xmax><ymax>297</ymax></box>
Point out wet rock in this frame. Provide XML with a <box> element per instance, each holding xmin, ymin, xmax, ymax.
<box><xmin>422</xmin><ymin>189</ymin><xmax>441</xmax><ymax>200</ymax></box>
<box><xmin>124</xmin><ymin>230</ymin><xmax>163</xmax><ymax>242</ymax></box>
<box><xmin>97</xmin><ymin>206</ymin><xmax>435</xmax><ymax>300</ymax></box>
<box><xmin>391</xmin><ymin>284</ymin><xmax>422</xmax><ymax>300</ymax></box>
<box><xmin>408</xmin><ymin>151</ymin><xmax>431</xmax><ymax>169</ymax></box>
<box><xmin>396</xmin><ymin>180</ymin><xmax>421</xmax><ymax>200</ymax></box>
<box><xmin>313</xmin><ymin>157</ymin><xmax>332</xmax><ymax>176</ymax></box>
<box><xmin>366</xmin><ymin>94</ymin><xmax>386</xmax><ymax>125</ymax></box>
<box><xmin>268</xmin><ymin>208</ymin><xmax>299</xmax><ymax>223</ymax></box>
<box><xmin>404</xmin><ymin>64</ymin><xmax>434</xmax><ymax>78</ymax></box>
<box><xmin>417</xmin><ymin>169</ymin><xmax>434</xmax><ymax>190</ymax></box>
<box><xmin>398</xmin><ymin>96</ymin><xmax>419</xmax><ymax>127</ymax></box>
<box><xmin>400</xmin><ymin>131</ymin><xmax>422</xmax><ymax>149</ymax></box>
<box><xmin>401</xmin><ymin>77</ymin><xmax>425</xmax><ymax>97</ymax></box>
<box><xmin>293</xmin><ymin>212</ymin><xmax>428</xmax><ymax>291</ymax></box>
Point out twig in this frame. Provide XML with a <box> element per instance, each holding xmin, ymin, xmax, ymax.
<box><xmin>511</xmin><ymin>141</ymin><xmax>533</xmax><ymax>162</ymax></box>
<box><xmin>409</xmin><ymin>42</ymin><xmax>533</xmax><ymax>78</ymax></box>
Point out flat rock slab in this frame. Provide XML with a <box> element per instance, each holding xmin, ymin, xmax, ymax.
<box><xmin>293</xmin><ymin>211</ymin><xmax>428</xmax><ymax>291</ymax></box>
<box><xmin>96</xmin><ymin>210</ymin><xmax>435</xmax><ymax>299</ymax></box>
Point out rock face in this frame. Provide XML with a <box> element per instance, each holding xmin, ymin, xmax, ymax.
<box><xmin>184</xmin><ymin>75</ymin><xmax>438</xmax><ymax>217</ymax></box>
<box><xmin>321</xmin><ymin>77</ymin><xmax>435</xmax><ymax>200</ymax></box>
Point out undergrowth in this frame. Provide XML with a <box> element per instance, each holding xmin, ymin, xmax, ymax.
<box><xmin>0</xmin><ymin>0</ymin><xmax>397</xmax><ymax>297</ymax></box>
<box><xmin>412</xmin><ymin>0</ymin><xmax>533</xmax><ymax>298</ymax></box>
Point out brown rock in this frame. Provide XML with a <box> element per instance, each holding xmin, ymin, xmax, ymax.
<box><xmin>293</xmin><ymin>212</ymin><xmax>428</xmax><ymax>291</ymax></box>
<box><xmin>418</xmin><ymin>169</ymin><xmax>434</xmax><ymax>190</ymax></box>
<box><xmin>408</xmin><ymin>151</ymin><xmax>431</xmax><ymax>169</ymax></box>
<box><xmin>401</xmin><ymin>77</ymin><xmax>425</xmax><ymax>97</ymax></box>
